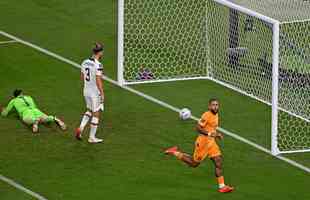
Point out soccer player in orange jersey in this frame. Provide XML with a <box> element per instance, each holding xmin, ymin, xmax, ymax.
<box><xmin>165</xmin><ymin>98</ymin><xmax>234</xmax><ymax>193</ymax></box>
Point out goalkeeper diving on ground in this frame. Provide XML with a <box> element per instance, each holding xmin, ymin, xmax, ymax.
<box><xmin>165</xmin><ymin>98</ymin><xmax>234</xmax><ymax>193</ymax></box>
<box><xmin>1</xmin><ymin>89</ymin><xmax>67</xmax><ymax>133</ymax></box>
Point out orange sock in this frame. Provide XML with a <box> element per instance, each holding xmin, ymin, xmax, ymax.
<box><xmin>217</xmin><ymin>176</ymin><xmax>225</xmax><ymax>188</ymax></box>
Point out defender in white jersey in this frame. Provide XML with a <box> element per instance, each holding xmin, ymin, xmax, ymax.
<box><xmin>75</xmin><ymin>43</ymin><xmax>104</xmax><ymax>143</ymax></box>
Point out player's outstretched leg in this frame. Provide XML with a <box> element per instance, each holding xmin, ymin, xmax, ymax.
<box><xmin>75</xmin><ymin>110</ymin><xmax>92</xmax><ymax>140</ymax></box>
<box><xmin>88</xmin><ymin>111</ymin><xmax>103</xmax><ymax>143</ymax></box>
<box><xmin>165</xmin><ymin>146</ymin><xmax>200</xmax><ymax>168</ymax></box>
<box><xmin>211</xmin><ymin>156</ymin><xmax>234</xmax><ymax>193</ymax></box>
<box><xmin>41</xmin><ymin>115</ymin><xmax>67</xmax><ymax>131</ymax></box>
<box><xmin>33</xmin><ymin>109</ymin><xmax>67</xmax><ymax>131</ymax></box>
<box><xmin>54</xmin><ymin>116</ymin><xmax>66</xmax><ymax>130</ymax></box>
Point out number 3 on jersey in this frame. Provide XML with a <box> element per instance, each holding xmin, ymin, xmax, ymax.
<box><xmin>85</xmin><ymin>68</ymin><xmax>90</xmax><ymax>81</ymax></box>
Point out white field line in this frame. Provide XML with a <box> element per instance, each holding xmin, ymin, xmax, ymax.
<box><xmin>0</xmin><ymin>175</ymin><xmax>48</xmax><ymax>200</ymax></box>
<box><xmin>0</xmin><ymin>40</ymin><xmax>18</xmax><ymax>45</ymax></box>
<box><xmin>1</xmin><ymin>30</ymin><xmax>309</xmax><ymax>175</ymax></box>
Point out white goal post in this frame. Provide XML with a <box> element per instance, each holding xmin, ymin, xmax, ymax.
<box><xmin>117</xmin><ymin>0</ymin><xmax>310</xmax><ymax>155</ymax></box>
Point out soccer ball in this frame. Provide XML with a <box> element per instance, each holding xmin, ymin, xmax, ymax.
<box><xmin>179</xmin><ymin>108</ymin><xmax>191</xmax><ymax>120</ymax></box>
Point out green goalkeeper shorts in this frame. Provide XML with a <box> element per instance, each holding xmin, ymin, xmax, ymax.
<box><xmin>22</xmin><ymin>108</ymin><xmax>47</xmax><ymax>125</ymax></box>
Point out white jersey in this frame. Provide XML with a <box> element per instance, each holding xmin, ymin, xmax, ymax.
<box><xmin>81</xmin><ymin>58</ymin><xmax>103</xmax><ymax>97</ymax></box>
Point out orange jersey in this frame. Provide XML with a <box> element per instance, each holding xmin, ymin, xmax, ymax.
<box><xmin>198</xmin><ymin>111</ymin><xmax>219</xmax><ymax>133</ymax></box>
<box><xmin>194</xmin><ymin>111</ymin><xmax>221</xmax><ymax>161</ymax></box>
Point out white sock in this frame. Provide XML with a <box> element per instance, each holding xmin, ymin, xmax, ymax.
<box><xmin>89</xmin><ymin>117</ymin><xmax>99</xmax><ymax>139</ymax></box>
<box><xmin>219</xmin><ymin>183</ymin><xmax>225</xmax><ymax>188</ymax></box>
<box><xmin>79</xmin><ymin>111</ymin><xmax>92</xmax><ymax>132</ymax></box>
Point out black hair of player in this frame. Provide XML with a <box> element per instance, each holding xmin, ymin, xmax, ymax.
<box><xmin>92</xmin><ymin>43</ymin><xmax>104</xmax><ymax>54</ymax></box>
<box><xmin>13</xmin><ymin>89</ymin><xmax>22</xmax><ymax>97</ymax></box>
<box><xmin>209</xmin><ymin>98</ymin><xmax>219</xmax><ymax>105</ymax></box>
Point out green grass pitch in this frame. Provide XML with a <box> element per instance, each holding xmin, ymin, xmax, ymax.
<box><xmin>0</xmin><ymin>1</ymin><xmax>309</xmax><ymax>200</ymax></box>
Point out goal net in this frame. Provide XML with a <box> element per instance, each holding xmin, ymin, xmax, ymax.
<box><xmin>118</xmin><ymin>0</ymin><xmax>310</xmax><ymax>155</ymax></box>
<box><xmin>211</xmin><ymin>0</ymin><xmax>310</xmax><ymax>154</ymax></box>
<box><xmin>119</xmin><ymin>0</ymin><xmax>208</xmax><ymax>84</ymax></box>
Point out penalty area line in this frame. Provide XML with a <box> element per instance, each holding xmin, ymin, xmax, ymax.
<box><xmin>0</xmin><ymin>30</ymin><xmax>309</xmax><ymax>175</ymax></box>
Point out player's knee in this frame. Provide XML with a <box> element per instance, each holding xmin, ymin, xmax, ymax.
<box><xmin>85</xmin><ymin>111</ymin><xmax>92</xmax><ymax>117</ymax></box>
<box><xmin>192</xmin><ymin>161</ymin><xmax>200</xmax><ymax>168</ymax></box>
<box><xmin>92</xmin><ymin>111</ymin><xmax>100</xmax><ymax>118</ymax></box>
<box><xmin>91</xmin><ymin>117</ymin><xmax>99</xmax><ymax>125</ymax></box>
<box><xmin>192</xmin><ymin>163</ymin><xmax>200</xmax><ymax>168</ymax></box>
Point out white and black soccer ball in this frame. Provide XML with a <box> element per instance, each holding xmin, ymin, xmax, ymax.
<box><xmin>179</xmin><ymin>108</ymin><xmax>191</xmax><ymax>120</ymax></box>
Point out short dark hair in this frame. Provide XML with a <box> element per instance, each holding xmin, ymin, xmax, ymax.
<box><xmin>209</xmin><ymin>98</ymin><xmax>219</xmax><ymax>104</ymax></box>
<box><xmin>13</xmin><ymin>89</ymin><xmax>22</xmax><ymax>97</ymax></box>
<box><xmin>92</xmin><ymin>42</ymin><xmax>103</xmax><ymax>54</ymax></box>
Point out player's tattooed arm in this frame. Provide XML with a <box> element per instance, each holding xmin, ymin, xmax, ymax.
<box><xmin>196</xmin><ymin>124</ymin><xmax>211</xmax><ymax>136</ymax></box>
<box><xmin>211</xmin><ymin>131</ymin><xmax>224</xmax><ymax>140</ymax></box>
<box><xmin>196</xmin><ymin>124</ymin><xmax>223</xmax><ymax>139</ymax></box>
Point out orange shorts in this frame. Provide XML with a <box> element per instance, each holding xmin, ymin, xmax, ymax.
<box><xmin>193</xmin><ymin>135</ymin><xmax>221</xmax><ymax>162</ymax></box>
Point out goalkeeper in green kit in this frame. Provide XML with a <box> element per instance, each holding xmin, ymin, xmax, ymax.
<box><xmin>1</xmin><ymin>89</ymin><xmax>66</xmax><ymax>133</ymax></box>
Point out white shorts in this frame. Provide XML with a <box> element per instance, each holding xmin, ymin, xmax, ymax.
<box><xmin>84</xmin><ymin>96</ymin><xmax>104</xmax><ymax>112</ymax></box>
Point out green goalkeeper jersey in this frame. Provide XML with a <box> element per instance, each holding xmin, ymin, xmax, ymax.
<box><xmin>1</xmin><ymin>95</ymin><xmax>37</xmax><ymax>118</ymax></box>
